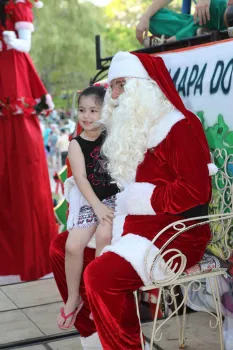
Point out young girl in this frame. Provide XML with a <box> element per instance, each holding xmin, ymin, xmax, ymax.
<box><xmin>57</xmin><ymin>86</ymin><xmax>118</xmax><ymax>329</ymax></box>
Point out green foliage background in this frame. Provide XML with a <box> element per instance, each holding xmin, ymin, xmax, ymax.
<box><xmin>31</xmin><ymin>0</ymin><xmax>182</xmax><ymax>97</ymax></box>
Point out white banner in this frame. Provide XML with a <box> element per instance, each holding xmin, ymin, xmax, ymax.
<box><xmin>159</xmin><ymin>40</ymin><xmax>233</xmax><ymax>132</ymax></box>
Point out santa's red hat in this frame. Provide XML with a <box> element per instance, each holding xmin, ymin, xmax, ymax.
<box><xmin>108</xmin><ymin>51</ymin><xmax>211</xmax><ymax>164</ymax></box>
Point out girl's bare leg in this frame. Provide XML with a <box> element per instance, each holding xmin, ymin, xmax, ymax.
<box><xmin>58</xmin><ymin>225</ymin><xmax>96</xmax><ymax>327</ymax></box>
<box><xmin>95</xmin><ymin>221</ymin><xmax>112</xmax><ymax>257</ymax></box>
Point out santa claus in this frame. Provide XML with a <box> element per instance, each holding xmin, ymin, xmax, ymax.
<box><xmin>50</xmin><ymin>51</ymin><xmax>217</xmax><ymax>349</ymax></box>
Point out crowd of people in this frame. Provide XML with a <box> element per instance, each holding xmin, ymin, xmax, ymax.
<box><xmin>39</xmin><ymin>110</ymin><xmax>76</xmax><ymax>170</ymax></box>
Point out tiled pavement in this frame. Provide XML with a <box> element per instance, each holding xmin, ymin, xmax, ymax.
<box><xmin>0</xmin><ymin>278</ymin><xmax>221</xmax><ymax>349</ymax></box>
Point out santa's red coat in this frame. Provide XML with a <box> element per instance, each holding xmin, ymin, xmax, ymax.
<box><xmin>103</xmin><ymin>110</ymin><xmax>213</xmax><ymax>284</ymax></box>
<box><xmin>50</xmin><ymin>109</ymin><xmax>215</xmax><ymax>349</ymax></box>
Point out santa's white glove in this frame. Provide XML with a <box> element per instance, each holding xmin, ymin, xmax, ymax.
<box><xmin>3</xmin><ymin>29</ymin><xmax>31</xmax><ymax>53</ymax></box>
<box><xmin>116</xmin><ymin>182</ymin><xmax>156</xmax><ymax>216</ymax></box>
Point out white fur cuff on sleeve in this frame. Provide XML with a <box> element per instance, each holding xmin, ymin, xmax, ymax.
<box><xmin>15</xmin><ymin>22</ymin><xmax>35</xmax><ymax>32</ymax></box>
<box><xmin>123</xmin><ymin>182</ymin><xmax>156</xmax><ymax>215</ymax></box>
<box><xmin>102</xmin><ymin>234</ymin><xmax>168</xmax><ymax>285</ymax></box>
<box><xmin>208</xmin><ymin>163</ymin><xmax>218</xmax><ymax>176</ymax></box>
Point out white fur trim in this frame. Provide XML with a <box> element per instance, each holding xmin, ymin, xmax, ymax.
<box><xmin>208</xmin><ymin>163</ymin><xmax>218</xmax><ymax>176</ymax></box>
<box><xmin>102</xmin><ymin>234</ymin><xmax>170</xmax><ymax>286</ymax></box>
<box><xmin>34</xmin><ymin>1</ymin><xmax>44</xmax><ymax>8</ymax></box>
<box><xmin>45</xmin><ymin>94</ymin><xmax>54</xmax><ymax>110</ymax></box>
<box><xmin>111</xmin><ymin>214</ymin><xmax>127</xmax><ymax>244</ymax></box>
<box><xmin>116</xmin><ymin>183</ymin><xmax>156</xmax><ymax>215</ymax></box>
<box><xmin>108</xmin><ymin>51</ymin><xmax>150</xmax><ymax>83</ymax></box>
<box><xmin>80</xmin><ymin>332</ymin><xmax>103</xmax><ymax>349</ymax></box>
<box><xmin>15</xmin><ymin>22</ymin><xmax>34</xmax><ymax>32</ymax></box>
<box><xmin>147</xmin><ymin>110</ymin><xmax>185</xmax><ymax>149</ymax></box>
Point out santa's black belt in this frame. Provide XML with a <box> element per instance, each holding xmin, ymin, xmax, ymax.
<box><xmin>178</xmin><ymin>202</ymin><xmax>209</xmax><ymax>219</ymax></box>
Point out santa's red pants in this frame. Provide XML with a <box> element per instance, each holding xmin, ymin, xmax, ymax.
<box><xmin>50</xmin><ymin>232</ymin><xmax>144</xmax><ymax>349</ymax></box>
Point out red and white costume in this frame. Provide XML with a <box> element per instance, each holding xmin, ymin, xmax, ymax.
<box><xmin>0</xmin><ymin>0</ymin><xmax>57</xmax><ymax>283</ymax></box>
<box><xmin>50</xmin><ymin>52</ymin><xmax>217</xmax><ymax>349</ymax></box>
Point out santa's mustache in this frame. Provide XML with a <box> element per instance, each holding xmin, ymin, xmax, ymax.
<box><xmin>109</xmin><ymin>97</ymin><xmax>119</xmax><ymax>107</ymax></box>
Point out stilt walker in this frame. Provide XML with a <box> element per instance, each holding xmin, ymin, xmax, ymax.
<box><xmin>0</xmin><ymin>0</ymin><xmax>57</xmax><ymax>283</ymax></box>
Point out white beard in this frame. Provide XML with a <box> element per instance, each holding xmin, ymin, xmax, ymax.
<box><xmin>101</xmin><ymin>78</ymin><xmax>175</xmax><ymax>189</ymax></box>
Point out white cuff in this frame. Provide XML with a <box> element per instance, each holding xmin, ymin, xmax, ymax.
<box><xmin>102</xmin><ymin>234</ymin><xmax>168</xmax><ymax>285</ymax></box>
<box><xmin>116</xmin><ymin>182</ymin><xmax>156</xmax><ymax>215</ymax></box>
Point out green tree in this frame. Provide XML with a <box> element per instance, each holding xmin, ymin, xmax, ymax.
<box><xmin>31</xmin><ymin>0</ymin><xmax>105</xmax><ymax>93</ymax></box>
<box><xmin>102</xmin><ymin>0</ymin><xmax>151</xmax><ymax>54</ymax></box>
<box><xmin>102</xmin><ymin>0</ymin><xmax>182</xmax><ymax>56</ymax></box>
<box><xmin>30</xmin><ymin>0</ymin><xmax>183</xmax><ymax>94</ymax></box>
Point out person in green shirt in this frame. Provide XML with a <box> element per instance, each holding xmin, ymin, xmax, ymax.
<box><xmin>136</xmin><ymin>0</ymin><xmax>233</xmax><ymax>45</ymax></box>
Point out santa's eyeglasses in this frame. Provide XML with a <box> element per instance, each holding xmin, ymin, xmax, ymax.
<box><xmin>110</xmin><ymin>79</ymin><xmax>126</xmax><ymax>91</ymax></box>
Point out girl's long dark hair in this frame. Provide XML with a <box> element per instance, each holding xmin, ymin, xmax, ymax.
<box><xmin>0</xmin><ymin>0</ymin><xmax>7</xmax><ymax>27</ymax></box>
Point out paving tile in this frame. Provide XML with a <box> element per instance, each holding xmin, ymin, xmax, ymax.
<box><xmin>0</xmin><ymin>289</ymin><xmax>17</xmax><ymax>311</ymax></box>
<box><xmin>23</xmin><ymin>302</ymin><xmax>73</xmax><ymax>335</ymax></box>
<box><xmin>49</xmin><ymin>336</ymin><xmax>83</xmax><ymax>350</ymax></box>
<box><xmin>1</xmin><ymin>278</ymin><xmax>62</xmax><ymax>308</ymax></box>
<box><xmin>0</xmin><ymin>309</ymin><xmax>43</xmax><ymax>344</ymax></box>
<box><xmin>14</xmin><ymin>346</ymin><xmax>46</xmax><ymax>350</ymax></box>
<box><xmin>142</xmin><ymin>312</ymin><xmax>220</xmax><ymax>350</ymax></box>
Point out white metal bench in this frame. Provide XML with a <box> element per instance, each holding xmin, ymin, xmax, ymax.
<box><xmin>135</xmin><ymin>148</ymin><xmax>233</xmax><ymax>350</ymax></box>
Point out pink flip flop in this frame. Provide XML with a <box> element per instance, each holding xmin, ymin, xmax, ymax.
<box><xmin>58</xmin><ymin>300</ymin><xmax>84</xmax><ymax>330</ymax></box>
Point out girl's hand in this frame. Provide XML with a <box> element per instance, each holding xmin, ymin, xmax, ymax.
<box><xmin>194</xmin><ymin>0</ymin><xmax>211</xmax><ymax>25</ymax></box>
<box><xmin>136</xmin><ymin>15</ymin><xmax>150</xmax><ymax>44</ymax></box>
<box><xmin>93</xmin><ymin>203</ymin><xmax>115</xmax><ymax>225</ymax></box>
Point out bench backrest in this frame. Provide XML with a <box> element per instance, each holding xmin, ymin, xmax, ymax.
<box><xmin>208</xmin><ymin>148</ymin><xmax>233</xmax><ymax>260</ymax></box>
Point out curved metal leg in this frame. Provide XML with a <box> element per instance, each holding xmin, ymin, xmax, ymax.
<box><xmin>150</xmin><ymin>287</ymin><xmax>163</xmax><ymax>350</ymax></box>
<box><xmin>179</xmin><ymin>287</ymin><xmax>187</xmax><ymax>349</ymax></box>
<box><xmin>171</xmin><ymin>285</ymin><xmax>187</xmax><ymax>349</ymax></box>
<box><xmin>134</xmin><ymin>290</ymin><xmax>145</xmax><ymax>350</ymax></box>
<box><xmin>207</xmin><ymin>276</ymin><xmax>224</xmax><ymax>350</ymax></box>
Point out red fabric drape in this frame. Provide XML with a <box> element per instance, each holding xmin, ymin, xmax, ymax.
<box><xmin>132</xmin><ymin>53</ymin><xmax>211</xmax><ymax>163</ymax></box>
